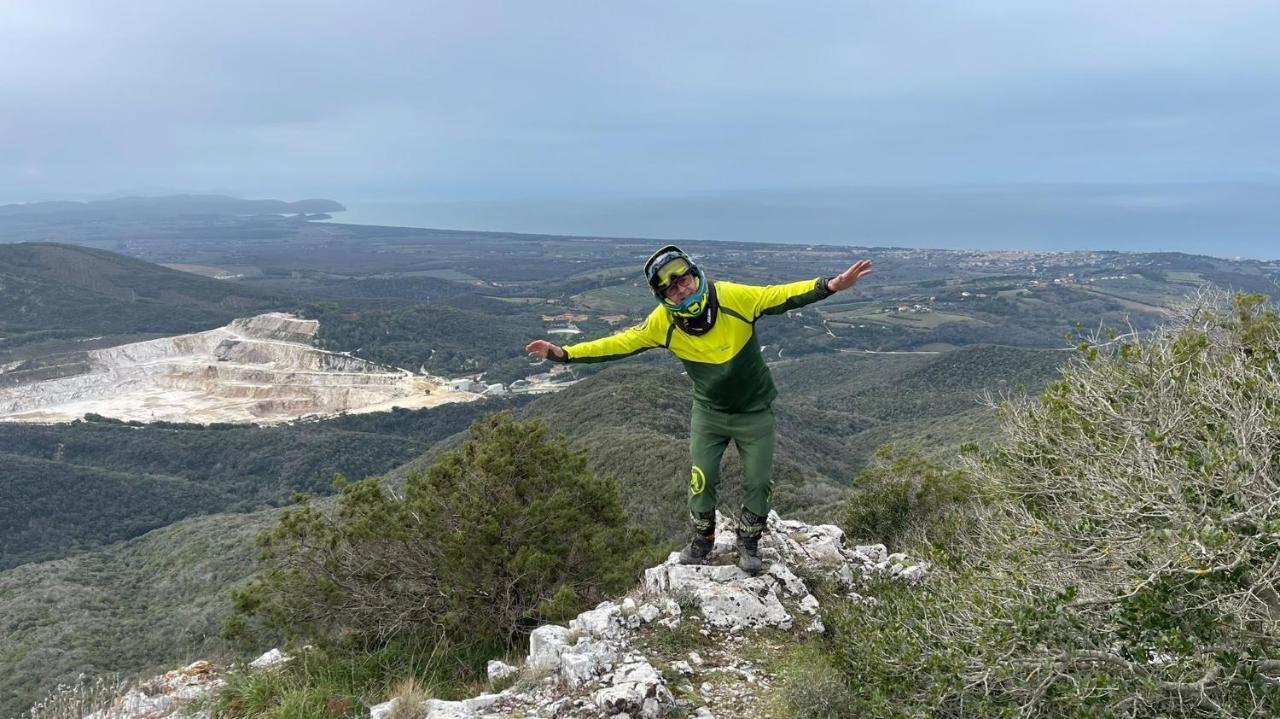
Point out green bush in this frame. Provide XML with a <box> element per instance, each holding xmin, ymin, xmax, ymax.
<box><xmin>842</xmin><ymin>446</ymin><xmax>976</xmax><ymax>552</ymax></box>
<box><xmin>227</xmin><ymin>411</ymin><xmax>657</xmax><ymax>657</ymax></box>
<box><xmin>812</xmin><ymin>292</ymin><xmax>1280</xmax><ymax>717</ymax></box>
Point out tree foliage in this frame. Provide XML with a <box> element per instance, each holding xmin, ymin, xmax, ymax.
<box><xmin>228</xmin><ymin>412</ymin><xmax>657</xmax><ymax>656</ymax></box>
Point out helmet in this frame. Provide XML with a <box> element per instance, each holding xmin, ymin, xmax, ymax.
<box><xmin>644</xmin><ymin>245</ymin><xmax>709</xmax><ymax>318</ymax></box>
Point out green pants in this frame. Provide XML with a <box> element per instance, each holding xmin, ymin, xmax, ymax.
<box><xmin>688</xmin><ymin>403</ymin><xmax>776</xmax><ymax>519</ymax></box>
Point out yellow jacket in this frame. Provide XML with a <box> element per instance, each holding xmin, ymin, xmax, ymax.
<box><xmin>562</xmin><ymin>278</ymin><xmax>831</xmax><ymax>412</ymax></box>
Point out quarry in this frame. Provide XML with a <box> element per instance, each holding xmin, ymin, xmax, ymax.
<box><xmin>0</xmin><ymin>313</ymin><xmax>477</xmax><ymax>424</ymax></box>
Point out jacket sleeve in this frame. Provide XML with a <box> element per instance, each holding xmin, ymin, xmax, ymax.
<box><xmin>560</xmin><ymin>309</ymin><xmax>667</xmax><ymax>364</ymax></box>
<box><xmin>738</xmin><ymin>278</ymin><xmax>834</xmax><ymax>319</ymax></box>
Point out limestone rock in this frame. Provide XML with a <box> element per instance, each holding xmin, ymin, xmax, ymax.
<box><xmin>570</xmin><ymin>601</ymin><xmax>624</xmax><ymax>640</ymax></box>
<box><xmin>249</xmin><ymin>648</ymin><xmax>291</xmax><ymax>669</ymax></box>
<box><xmin>486</xmin><ymin>659</ymin><xmax>517</xmax><ymax>687</ymax></box>
<box><xmin>593</xmin><ymin>661</ymin><xmax>673</xmax><ymax>718</ymax></box>
<box><xmin>528</xmin><ymin>624</ymin><xmax>573</xmax><ymax>670</ymax></box>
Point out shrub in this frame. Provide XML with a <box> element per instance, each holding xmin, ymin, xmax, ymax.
<box><xmin>842</xmin><ymin>446</ymin><xmax>977</xmax><ymax>552</ymax></box>
<box><xmin>814</xmin><ymin>291</ymin><xmax>1280</xmax><ymax>717</ymax></box>
<box><xmin>226</xmin><ymin>411</ymin><xmax>657</xmax><ymax>657</ymax></box>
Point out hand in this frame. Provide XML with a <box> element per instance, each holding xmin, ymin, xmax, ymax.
<box><xmin>827</xmin><ymin>259</ymin><xmax>872</xmax><ymax>293</ymax></box>
<box><xmin>525</xmin><ymin>339</ymin><xmax>565</xmax><ymax>361</ymax></box>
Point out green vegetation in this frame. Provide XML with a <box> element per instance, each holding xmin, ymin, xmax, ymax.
<box><xmin>804</xmin><ymin>293</ymin><xmax>1280</xmax><ymax>717</ymax></box>
<box><xmin>222</xmin><ymin>413</ymin><xmax>659</xmax><ymax>710</ymax></box>
<box><xmin>842</xmin><ymin>447</ymin><xmax>976</xmax><ymax>550</ymax></box>
<box><xmin>0</xmin><ymin>453</ymin><xmax>226</xmax><ymax>570</ymax></box>
<box><xmin>0</xmin><ymin>401</ymin><xmax>514</xmax><ymax>569</ymax></box>
<box><xmin>301</xmin><ymin>302</ymin><xmax>544</xmax><ymax>377</ymax></box>
<box><xmin>0</xmin><ymin>243</ymin><xmax>280</xmax><ymax>360</ymax></box>
<box><xmin>5</xmin><ymin>215</ymin><xmax>1279</xmax><ymax>717</ymax></box>
<box><xmin>0</xmin><ymin>511</ymin><xmax>272</xmax><ymax>719</ymax></box>
<box><xmin>213</xmin><ymin>642</ymin><xmax>480</xmax><ymax>719</ymax></box>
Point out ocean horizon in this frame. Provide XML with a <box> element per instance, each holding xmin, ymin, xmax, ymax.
<box><xmin>332</xmin><ymin>183</ymin><xmax>1280</xmax><ymax>261</ymax></box>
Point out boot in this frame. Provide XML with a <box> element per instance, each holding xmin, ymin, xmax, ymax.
<box><xmin>735</xmin><ymin>533</ymin><xmax>762</xmax><ymax>575</ymax></box>
<box><xmin>736</xmin><ymin>507</ymin><xmax>766</xmax><ymax>575</ymax></box>
<box><xmin>678</xmin><ymin>534</ymin><xmax>714</xmax><ymax>565</ymax></box>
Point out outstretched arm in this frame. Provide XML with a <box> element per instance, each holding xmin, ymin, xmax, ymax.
<box><xmin>525</xmin><ymin>311</ymin><xmax>667</xmax><ymax>364</ymax></box>
<box><xmin>741</xmin><ymin>259</ymin><xmax>873</xmax><ymax>319</ymax></box>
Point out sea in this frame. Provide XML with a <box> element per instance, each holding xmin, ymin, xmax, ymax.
<box><xmin>332</xmin><ymin>183</ymin><xmax>1280</xmax><ymax>261</ymax></box>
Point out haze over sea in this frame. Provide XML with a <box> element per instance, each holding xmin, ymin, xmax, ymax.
<box><xmin>335</xmin><ymin>183</ymin><xmax>1280</xmax><ymax>261</ymax></box>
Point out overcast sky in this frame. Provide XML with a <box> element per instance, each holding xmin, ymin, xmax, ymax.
<box><xmin>3</xmin><ymin>1</ymin><xmax>1279</xmax><ymax>255</ymax></box>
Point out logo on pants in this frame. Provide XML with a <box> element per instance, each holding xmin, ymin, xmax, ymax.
<box><xmin>690</xmin><ymin>465</ymin><xmax>706</xmax><ymax>495</ymax></box>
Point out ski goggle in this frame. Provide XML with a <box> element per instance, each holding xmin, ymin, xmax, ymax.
<box><xmin>651</xmin><ymin>257</ymin><xmax>692</xmax><ymax>291</ymax></box>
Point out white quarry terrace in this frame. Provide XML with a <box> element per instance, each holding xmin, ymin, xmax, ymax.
<box><xmin>82</xmin><ymin>512</ymin><xmax>929</xmax><ymax>719</ymax></box>
<box><xmin>0</xmin><ymin>313</ymin><xmax>478</xmax><ymax>424</ymax></box>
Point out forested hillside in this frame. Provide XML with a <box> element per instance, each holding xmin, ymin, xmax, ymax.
<box><xmin>0</xmin><ymin>243</ymin><xmax>280</xmax><ymax>361</ymax></box>
<box><xmin>0</xmin><ymin>401</ymin><xmax>521</xmax><ymax>569</ymax></box>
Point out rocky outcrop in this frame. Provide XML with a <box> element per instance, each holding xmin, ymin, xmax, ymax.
<box><xmin>80</xmin><ymin>661</ymin><xmax>225</xmax><ymax>719</ymax></box>
<box><xmin>0</xmin><ymin>313</ymin><xmax>477</xmax><ymax>424</ymax></box>
<box><xmin>365</xmin><ymin>511</ymin><xmax>928</xmax><ymax>719</ymax></box>
<box><xmin>76</xmin><ymin>512</ymin><xmax>928</xmax><ymax>719</ymax></box>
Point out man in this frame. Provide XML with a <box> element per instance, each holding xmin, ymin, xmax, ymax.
<box><xmin>526</xmin><ymin>245</ymin><xmax>872</xmax><ymax>574</ymax></box>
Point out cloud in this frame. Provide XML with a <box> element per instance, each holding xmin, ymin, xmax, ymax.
<box><xmin>1</xmin><ymin>1</ymin><xmax>1279</xmax><ymax>205</ymax></box>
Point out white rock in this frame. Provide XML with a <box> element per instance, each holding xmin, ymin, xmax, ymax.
<box><xmin>638</xmin><ymin>603</ymin><xmax>661</xmax><ymax>623</ymax></box>
<box><xmin>559</xmin><ymin>638</ymin><xmax>617</xmax><ymax>687</ymax></box>
<box><xmin>802</xmin><ymin>535</ymin><xmax>845</xmax><ymax>566</ymax></box>
<box><xmin>424</xmin><ymin>699</ymin><xmax>473</xmax><ymax>718</ymax></box>
<box><xmin>662</xmin><ymin>598</ymin><xmax>682</xmax><ymax>617</ymax></box>
<box><xmin>369</xmin><ymin>699</ymin><xmax>395</xmax><ymax>719</ymax></box>
<box><xmin>593</xmin><ymin>661</ymin><xmax>672</xmax><ymax>717</ymax></box>
<box><xmin>854</xmin><ymin>544</ymin><xmax>888</xmax><ymax>564</ymax></box>
<box><xmin>486</xmin><ymin>660</ymin><xmax>517</xmax><ymax>687</ymax></box>
<box><xmin>766</xmin><ymin>561</ymin><xmax>808</xmax><ymax>596</ymax></box>
<box><xmin>835</xmin><ymin>564</ymin><xmax>856</xmax><ymax>588</ymax></box>
<box><xmin>812</xmin><ymin>524</ymin><xmax>847</xmax><ymax>544</ymax></box>
<box><xmin>570</xmin><ymin>602</ymin><xmax>624</xmax><ymax>639</ymax></box>
<box><xmin>694</xmin><ymin>578</ymin><xmax>793</xmax><ymax>630</ymax></box>
<box><xmin>643</xmin><ymin>565</ymin><xmax>671</xmax><ymax>594</ymax></box>
<box><xmin>769</xmin><ymin>510</ymin><xmax>806</xmax><ymax>532</ymax></box>
<box><xmin>461</xmin><ymin>693</ymin><xmax>503</xmax><ymax>712</ymax></box>
<box><xmin>249</xmin><ymin>648</ymin><xmax>292</xmax><ymax>669</ymax></box>
<box><xmin>799</xmin><ymin>594</ymin><xmax>820</xmax><ymax>615</ymax></box>
<box><xmin>899</xmin><ymin>565</ymin><xmax>928</xmax><ymax>583</ymax></box>
<box><xmin>528</xmin><ymin>625</ymin><xmax>572</xmax><ymax>670</ymax></box>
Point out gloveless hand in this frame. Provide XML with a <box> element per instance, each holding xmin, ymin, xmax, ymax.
<box><xmin>827</xmin><ymin>259</ymin><xmax>873</xmax><ymax>292</ymax></box>
<box><xmin>525</xmin><ymin>339</ymin><xmax>565</xmax><ymax>361</ymax></box>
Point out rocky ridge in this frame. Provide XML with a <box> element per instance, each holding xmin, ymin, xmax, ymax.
<box><xmin>79</xmin><ymin>512</ymin><xmax>926</xmax><ymax>719</ymax></box>
<box><xmin>0</xmin><ymin>313</ymin><xmax>476</xmax><ymax>424</ymax></box>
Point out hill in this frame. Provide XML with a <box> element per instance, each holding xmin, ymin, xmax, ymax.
<box><xmin>0</xmin><ymin>400</ymin><xmax>518</xmax><ymax>571</ymax></box>
<box><xmin>0</xmin><ymin>243</ymin><xmax>282</xmax><ymax>364</ymax></box>
<box><xmin>0</xmin><ymin>511</ymin><xmax>272</xmax><ymax>718</ymax></box>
